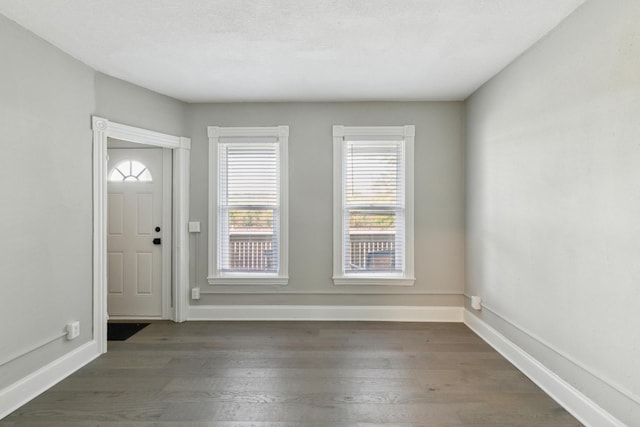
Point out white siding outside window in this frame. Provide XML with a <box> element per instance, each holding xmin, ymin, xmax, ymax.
<box><xmin>208</xmin><ymin>126</ymin><xmax>289</xmax><ymax>285</ymax></box>
<box><xmin>333</xmin><ymin>125</ymin><xmax>415</xmax><ymax>286</ymax></box>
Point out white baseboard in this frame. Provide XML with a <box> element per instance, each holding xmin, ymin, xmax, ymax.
<box><xmin>188</xmin><ymin>305</ymin><xmax>463</xmax><ymax>322</ymax></box>
<box><xmin>464</xmin><ymin>310</ymin><xmax>625</xmax><ymax>427</ymax></box>
<box><xmin>0</xmin><ymin>340</ymin><xmax>100</xmax><ymax>420</ymax></box>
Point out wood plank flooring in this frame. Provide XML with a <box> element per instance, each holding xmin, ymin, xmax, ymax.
<box><xmin>2</xmin><ymin>321</ymin><xmax>582</xmax><ymax>426</ymax></box>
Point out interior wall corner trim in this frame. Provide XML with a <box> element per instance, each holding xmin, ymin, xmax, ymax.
<box><xmin>188</xmin><ymin>305</ymin><xmax>463</xmax><ymax>322</ymax></box>
<box><xmin>464</xmin><ymin>310</ymin><xmax>626</xmax><ymax>427</ymax></box>
<box><xmin>0</xmin><ymin>340</ymin><xmax>100</xmax><ymax>420</ymax></box>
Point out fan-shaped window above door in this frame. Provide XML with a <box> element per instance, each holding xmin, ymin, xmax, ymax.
<box><xmin>108</xmin><ymin>160</ymin><xmax>153</xmax><ymax>182</ymax></box>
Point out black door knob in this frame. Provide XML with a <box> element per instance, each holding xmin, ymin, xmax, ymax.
<box><xmin>153</xmin><ymin>238</ymin><xmax>161</xmax><ymax>245</ymax></box>
<box><xmin>155</xmin><ymin>226</ymin><xmax>161</xmax><ymax>232</ymax></box>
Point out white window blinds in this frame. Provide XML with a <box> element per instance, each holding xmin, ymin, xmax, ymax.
<box><xmin>218</xmin><ymin>137</ymin><xmax>280</xmax><ymax>273</ymax></box>
<box><xmin>343</xmin><ymin>139</ymin><xmax>405</xmax><ymax>274</ymax></box>
<box><xmin>333</xmin><ymin>125</ymin><xmax>414</xmax><ymax>286</ymax></box>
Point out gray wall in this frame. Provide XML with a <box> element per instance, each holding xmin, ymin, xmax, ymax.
<box><xmin>188</xmin><ymin>102</ymin><xmax>465</xmax><ymax>306</ymax></box>
<box><xmin>95</xmin><ymin>72</ymin><xmax>187</xmax><ymax>137</ymax></box>
<box><xmin>0</xmin><ymin>15</ymin><xmax>94</xmax><ymax>389</ymax></box>
<box><xmin>0</xmin><ymin>14</ymin><xmax>190</xmax><ymax>403</ymax></box>
<box><xmin>466</xmin><ymin>0</ymin><xmax>640</xmax><ymax>424</ymax></box>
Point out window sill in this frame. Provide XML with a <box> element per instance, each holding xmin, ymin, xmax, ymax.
<box><xmin>332</xmin><ymin>276</ymin><xmax>416</xmax><ymax>286</ymax></box>
<box><xmin>207</xmin><ymin>275</ymin><xmax>289</xmax><ymax>286</ymax></box>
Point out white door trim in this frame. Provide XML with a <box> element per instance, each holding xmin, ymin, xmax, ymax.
<box><xmin>92</xmin><ymin>116</ymin><xmax>190</xmax><ymax>355</ymax></box>
<box><xmin>161</xmin><ymin>148</ymin><xmax>172</xmax><ymax>319</ymax></box>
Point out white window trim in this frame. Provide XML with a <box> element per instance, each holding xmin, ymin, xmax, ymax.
<box><xmin>207</xmin><ymin>126</ymin><xmax>289</xmax><ymax>286</ymax></box>
<box><xmin>332</xmin><ymin>125</ymin><xmax>415</xmax><ymax>286</ymax></box>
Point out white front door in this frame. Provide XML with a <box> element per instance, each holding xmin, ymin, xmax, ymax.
<box><xmin>107</xmin><ymin>148</ymin><xmax>166</xmax><ymax>317</ymax></box>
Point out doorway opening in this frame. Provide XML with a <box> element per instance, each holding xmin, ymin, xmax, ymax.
<box><xmin>107</xmin><ymin>145</ymin><xmax>171</xmax><ymax>319</ymax></box>
<box><xmin>92</xmin><ymin>116</ymin><xmax>191</xmax><ymax>354</ymax></box>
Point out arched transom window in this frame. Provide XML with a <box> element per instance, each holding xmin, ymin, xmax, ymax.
<box><xmin>109</xmin><ymin>160</ymin><xmax>153</xmax><ymax>182</ymax></box>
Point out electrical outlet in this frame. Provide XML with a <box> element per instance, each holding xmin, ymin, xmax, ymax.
<box><xmin>66</xmin><ymin>321</ymin><xmax>80</xmax><ymax>340</ymax></box>
<box><xmin>191</xmin><ymin>287</ymin><xmax>201</xmax><ymax>300</ymax></box>
<box><xmin>471</xmin><ymin>296</ymin><xmax>482</xmax><ymax>311</ymax></box>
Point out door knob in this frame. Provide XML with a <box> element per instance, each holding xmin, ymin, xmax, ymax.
<box><xmin>153</xmin><ymin>238</ymin><xmax>161</xmax><ymax>245</ymax></box>
<box><xmin>155</xmin><ymin>226</ymin><xmax>161</xmax><ymax>232</ymax></box>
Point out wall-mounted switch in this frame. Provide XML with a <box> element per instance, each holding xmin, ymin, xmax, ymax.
<box><xmin>191</xmin><ymin>287</ymin><xmax>201</xmax><ymax>300</ymax></box>
<box><xmin>188</xmin><ymin>221</ymin><xmax>201</xmax><ymax>233</ymax></box>
<box><xmin>66</xmin><ymin>321</ymin><xmax>80</xmax><ymax>340</ymax></box>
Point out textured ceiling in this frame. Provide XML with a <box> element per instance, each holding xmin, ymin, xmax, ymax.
<box><xmin>0</xmin><ymin>0</ymin><xmax>585</xmax><ymax>102</ymax></box>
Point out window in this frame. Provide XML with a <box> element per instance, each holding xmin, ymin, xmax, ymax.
<box><xmin>333</xmin><ymin>125</ymin><xmax>415</xmax><ymax>285</ymax></box>
<box><xmin>208</xmin><ymin>126</ymin><xmax>289</xmax><ymax>285</ymax></box>
<box><xmin>108</xmin><ymin>160</ymin><xmax>152</xmax><ymax>182</ymax></box>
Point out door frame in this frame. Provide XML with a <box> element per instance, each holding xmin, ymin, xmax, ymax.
<box><xmin>92</xmin><ymin>116</ymin><xmax>191</xmax><ymax>354</ymax></box>
<box><xmin>107</xmin><ymin>147</ymin><xmax>172</xmax><ymax>320</ymax></box>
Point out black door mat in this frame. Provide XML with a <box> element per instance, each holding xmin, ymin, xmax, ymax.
<box><xmin>107</xmin><ymin>323</ymin><xmax>150</xmax><ymax>341</ymax></box>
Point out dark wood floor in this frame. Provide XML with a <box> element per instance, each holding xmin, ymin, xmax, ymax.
<box><xmin>3</xmin><ymin>321</ymin><xmax>582</xmax><ymax>426</ymax></box>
